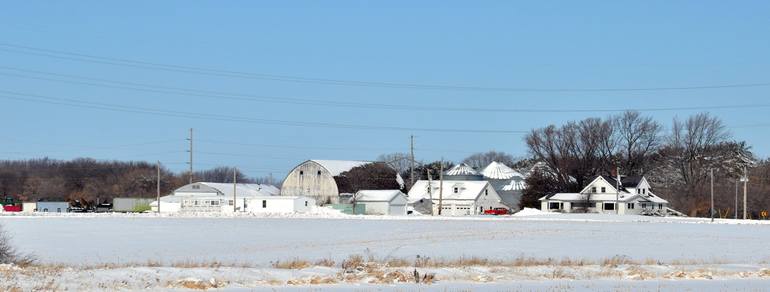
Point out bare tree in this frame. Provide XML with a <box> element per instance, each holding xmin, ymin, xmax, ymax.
<box><xmin>0</xmin><ymin>224</ymin><xmax>35</xmax><ymax>266</ymax></box>
<box><xmin>377</xmin><ymin>153</ymin><xmax>412</xmax><ymax>174</ymax></box>
<box><xmin>461</xmin><ymin>151</ymin><xmax>516</xmax><ymax>169</ymax></box>
<box><xmin>613</xmin><ymin>111</ymin><xmax>662</xmax><ymax>175</ymax></box>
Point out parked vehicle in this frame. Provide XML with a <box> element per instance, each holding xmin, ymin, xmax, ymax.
<box><xmin>483</xmin><ymin>208</ymin><xmax>509</xmax><ymax>215</ymax></box>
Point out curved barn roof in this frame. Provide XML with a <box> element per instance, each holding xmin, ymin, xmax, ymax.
<box><xmin>311</xmin><ymin>160</ymin><xmax>372</xmax><ymax>176</ymax></box>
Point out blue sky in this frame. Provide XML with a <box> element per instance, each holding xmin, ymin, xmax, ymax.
<box><xmin>1</xmin><ymin>1</ymin><xmax>769</xmax><ymax>178</ymax></box>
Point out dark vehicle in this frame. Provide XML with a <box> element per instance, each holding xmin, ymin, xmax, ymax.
<box><xmin>95</xmin><ymin>203</ymin><xmax>113</xmax><ymax>213</ymax></box>
<box><xmin>483</xmin><ymin>208</ymin><xmax>509</xmax><ymax>215</ymax></box>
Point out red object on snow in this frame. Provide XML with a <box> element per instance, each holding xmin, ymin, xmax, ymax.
<box><xmin>483</xmin><ymin>208</ymin><xmax>509</xmax><ymax>215</ymax></box>
<box><xmin>2</xmin><ymin>205</ymin><xmax>22</xmax><ymax>212</ymax></box>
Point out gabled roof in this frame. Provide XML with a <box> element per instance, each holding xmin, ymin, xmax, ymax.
<box><xmin>311</xmin><ymin>160</ymin><xmax>372</xmax><ymax>176</ymax></box>
<box><xmin>407</xmin><ymin>180</ymin><xmax>490</xmax><ymax>201</ymax></box>
<box><xmin>481</xmin><ymin>161</ymin><xmax>525</xmax><ymax>180</ymax></box>
<box><xmin>445</xmin><ymin>163</ymin><xmax>479</xmax><ymax>176</ymax></box>
<box><xmin>354</xmin><ymin>190</ymin><xmax>405</xmax><ymax>202</ymax></box>
<box><xmin>177</xmin><ymin>182</ymin><xmax>280</xmax><ymax>198</ymax></box>
<box><xmin>501</xmin><ymin>176</ymin><xmax>527</xmax><ymax>191</ymax></box>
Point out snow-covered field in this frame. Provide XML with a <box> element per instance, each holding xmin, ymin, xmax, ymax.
<box><xmin>2</xmin><ymin>211</ymin><xmax>770</xmax><ymax>291</ymax></box>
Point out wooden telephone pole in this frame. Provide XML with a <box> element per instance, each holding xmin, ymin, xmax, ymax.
<box><xmin>438</xmin><ymin>158</ymin><xmax>444</xmax><ymax>216</ymax></box>
<box><xmin>233</xmin><ymin>168</ymin><xmax>237</xmax><ymax>212</ymax></box>
<box><xmin>156</xmin><ymin>160</ymin><xmax>161</xmax><ymax>214</ymax></box>
<box><xmin>409</xmin><ymin>135</ymin><xmax>415</xmax><ymax>187</ymax></box>
<box><xmin>187</xmin><ymin>128</ymin><xmax>194</xmax><ymax>184</ymax></box>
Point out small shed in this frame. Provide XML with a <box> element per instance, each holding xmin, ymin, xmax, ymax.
<box><xmin>244</xmin><ymin>196</ymin><xmax>316</xmax><ymax>213</ymax></box>
<box><xmin>352</xmin><ymin>190</ymin><xmax>408</xmax><ymax>215</ymax></box>
<box><xmin>36</xmin><ymin>201</ymin><xmax>70</xmax><ymax>213</ymax></box>
<box><xmin>21</xmin><ymin>202</ymin><xmax>37</xmax><ymax>213</ymax></box>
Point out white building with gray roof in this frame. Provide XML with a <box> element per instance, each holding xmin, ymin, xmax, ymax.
<box><xmin>280</xmin><ymin>159</ymin><xmax>372</xmax><ymax>204</ymax></box>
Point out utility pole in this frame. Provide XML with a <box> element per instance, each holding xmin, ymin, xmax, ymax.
<box><xmin>410</xmin><ymin>135</ymin><xmax>415</xmax><ymax>187</ymax></box>
<box><xmin>615</xmin><ymin>166</ymin><xmax>620</xmax><ymax>215</ymax></box>
<box><xmin>187</xmin><ymin>128</ymin><xmax>194</xmax><ymax>184</ymax></box>
<box><xmin>157</xmin><ymin>160</ymin><xmax>161</xmax><ymax>214</ymax></box>
<box><xmin>426</xmin><ymin>168</ymin><xmax>433</xmax><ymax>216</ymax></box>
<box><xmin>438</xmin><ymin>158</ymin><xmax>444</xmax><ymax>216</ymax></box>
<box><xmin>710</xmin><ymin>168</ymin><xmax>714</xmax><ymax>222</ymax></box>
<box><xmin>735</xmin><ymin>180</ymin><xmax>738</xmax><ymax>219</ymax></box>
<box><xmin>233</xmin><ymin>167</ymin><xmax>237</xmax><ymax>212</ymax></box>
<box><xmin>742</xmin><ymin>166</ymin><xmax>749</xmax><ymax>220</ymax></box>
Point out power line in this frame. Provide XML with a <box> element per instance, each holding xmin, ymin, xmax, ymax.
<box><xmin>3</xmin><ymin>67</ymin><xmax>770</xmax><ymax>113</ymax></box>
<box><xmin>0</xmin><ymin>90</ymin><xmax>527</xmax><ymax>134</ymax></box>
<box><xmin>2</xmin><ymin>42</ymin><xmax>770</xmax><ymax>92</ymax></box>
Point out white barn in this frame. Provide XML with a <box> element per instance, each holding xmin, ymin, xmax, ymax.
<box><xmin>352</xmin><ymin>190</ymin><xmax>408</xmax><ymax>215</ymax></box>
<box><xmin>407</xmin><ymin>180</ymin><xmax>507</xmax><ymax>215</ymax></box>
<box><xmin>280</xmin><ymin>160</ymin><xmax>372</xmax><ymax>204</ymax></box>
<box><xmin>151</xmin><ymin>182</ymin><xmax>280</xmax><ymax>214</ymax></box>
<box><xmin>244</xmin><ymin>196</ymin><xmax>316</xmax><ymax>214</ymax></box>
<box><xmin>539</xmin><ymin>175</ymin><xmax>669</xmax><ymax>215</ymax></box>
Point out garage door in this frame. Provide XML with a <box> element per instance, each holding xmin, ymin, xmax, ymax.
<box><xmin>388</xmin><ymin>205</ymin><xmax>406</xmax><ymax>215</ymax></box>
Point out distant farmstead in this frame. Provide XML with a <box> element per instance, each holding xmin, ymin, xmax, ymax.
<box><xmin>539</xmin><ymin>175</ymin><xmax>670</xmax><ymax>215</ymax></box>
<box><xmin>280</xmin><ymin>160</ymin><xmax>372</xmax><ymax>204</ymax></box>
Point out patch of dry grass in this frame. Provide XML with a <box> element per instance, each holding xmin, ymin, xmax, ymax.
<box><xmin>272</xmin><ymin>258</ymin><xmax>311</xmax><ymax>270</ymax></box>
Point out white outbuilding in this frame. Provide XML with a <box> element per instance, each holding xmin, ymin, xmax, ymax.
<box><xmin>150</xmin><ymin>182</ymin><xmax>280</xmax><ymax>214</ymax></box>
<box><xmin>244</xmin><ymin>196</ymin><xmax>316</xmax><ymax>214</ymax></box>
<box><xmin>352</xmin><ymin>190</ymin><xmax>408</xmax><ymax>215</ymax></box>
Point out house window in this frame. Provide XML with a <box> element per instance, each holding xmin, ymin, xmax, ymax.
<box><xmin>480</xmin><ymin>206</ymin><xmax>484</xmax><ymax>212</ymax></box>
<box><xmin>57</xmin><ymin>208</ymin><xmax>61</xmax><ymax>212</ymax></box>
<box><xmin>211</xmin><ymin>200</ymin><xmax>219</xmax><ymax>206</ymax></box>
<box><xmin>603</xmin><ymin>203</ymin><xmax>615</xmax><ymax>211</ymax></box>
<box><xmin>658</xmin><ymin>204</ymin><xmax>663</xmax><ymax>210</ymax></box>
<box><xmin>601</xmin><ymin>187</ymin><xmax>606</xmax><ymax>193</ymax></box>
<box><xmin>641</xmin><ymin>203</ymin><xmax>647</xmax><ymax>209</ymax></box>
<box><xmin>194</xmin><ymin>200</ymin><xmax>199</xmax><ymax>206</ymax></box>
<box><xmin>627</xmin><ymin>203</ymin><xmax>635</xmax><ymax>209</ymax></box>
<box><xmin>453</xmin><ymin>187</ymin><xmax>459</xmax><ymax>193</ymax></box>
<box><xmin>485</xmin><ymin>189</ymin><xmax>488</xmax><ymax>196</ymax></box>
<box><xmin>591</xmin><ymin>187</ymin><xmax>597</xmax><ymax>193</ymax></box>
<box><xmin>43</xmin><ymin>208</ymin><xmax>48</xmax><ymax>212</ymax></box>
<box><xmin>549</xmin><ymin>202</ymin><xmax>561</xmax><ymax>210</ymax></box>
<box><xmin>262</xmin><ymin>200</ymin><xmax>267</xmax><ymax>208</ymax></box>
<box><xmin>228</xmin><ymin>200</ymin><xmax>234</xmax><ymax>206</ymax></box>
<box><xmin>643</xmin><ymin>189</ymin><xmax>646</xmax><ymax>194</ymax></box>
<box><xmin>305</xmin><ymin>201</ymin><xmax>308</xmax><ymax>207</ymax></box>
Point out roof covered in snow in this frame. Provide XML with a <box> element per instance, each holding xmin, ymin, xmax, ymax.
<box><xmin>481</xmin><ymin>161</ymin><xmax>524</xmax><ymax>180</ymax></box>
<box><xmin>407</xmin><ymin>180</ymin><xmax>491</xmax><ymax>201</ymax></box>
<box><xmin>445</xmin><ymin>163</ymin><xmax>479</xmax><ymax>176</ymax></box>
<box><xmin>354</xmin><ymin>190</ymin><xmax>406</xmax><ymax>202</ymax></box>
<box><xmin>172</xmin><ymin>182</ymin><xmax>280</xmax><ymax>199</ymax></box>
<box><xmin>311</xmin><ymin>160</ymin><xmax>372</xmax><ymax>176</ymax></box>
<box><xmin>501</xmin><ymin>176</ymin><xmax>527</xmax><ymax>191</ymax></box>
<box><xmin>540</xmin><ymin>191</ymin><xmax>668</xmax><ymax>204</ymax></box>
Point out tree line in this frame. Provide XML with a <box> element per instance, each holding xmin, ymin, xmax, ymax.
<box><xmin>0</xmin><ymin>158</ymin><xmax>268</xmax><ymax>205</ymax></box>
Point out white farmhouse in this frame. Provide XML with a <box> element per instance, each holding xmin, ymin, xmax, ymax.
<box><xmin>352</xmin><ymin>190</ymin><xmax>408</xmax><ymax>215</ymax></box>
<box><xmin>407</xmin><ymin>180</ymin><xmax>507</xmax><ymax>215</ymax></box>
<box><xmin>244</xmin><ymin>196</ymin><xmax>316</xmax><ymax>214</ymax></box>
<box><xmin>539</xmin><ymin>175</ymin><xmax>669</xmax><ymax>215</ymax></box>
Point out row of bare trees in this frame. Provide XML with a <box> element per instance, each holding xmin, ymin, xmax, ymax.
<box><xmin>525</xmin><ymin>111</ymin><xmax>758</xmax><ymax>216</ymax></box>
<box><xmin>0</xmin><ymin>158</ymin><xmax>270</xmax><ymax>205</ymax></box>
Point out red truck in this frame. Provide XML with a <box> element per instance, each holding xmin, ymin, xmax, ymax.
<box><xmin>483</xmin><ymin>208</ymin><xmax>509</xmax><ymax>215</ymax></box>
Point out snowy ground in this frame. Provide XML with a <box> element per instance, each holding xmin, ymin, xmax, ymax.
<box><xmin>2</xmin><ymin>211</ymin><xmax>770</xmax><ymax>290</ymax></box>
